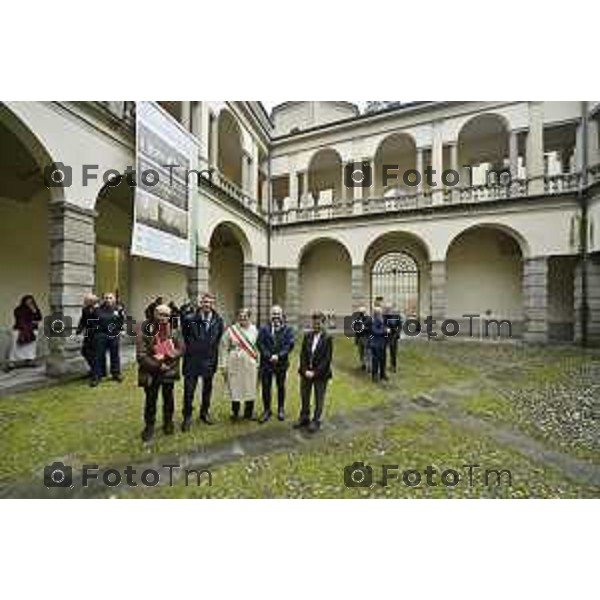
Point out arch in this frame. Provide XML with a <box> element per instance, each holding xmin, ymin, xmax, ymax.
<box><xmin>0</xmin><ymin>103</ymin><xmax>64</xmax><ymax>203</ymax></box>
<box><xmin>208</xmin><ymin>221</ymin><xmax>251</xmax><ymax>323</ymax></box>
<box><xmin>457</xmin><ymin>113</ymin><xmax>510</xmax><ymax>175</ymax></box>
<box><xmin>95</xmin><ymin>177</ymin><xmax>135</xmax><ymax>307</ymax></box>
<box><xmin>297</xmin><ymin>235</ymin><xmax>352</xmax><ymax>268</ymax></box>
<box><xmin>0</xmin><ymin>105</ymin><xmax>59</xmax><ymax>361</ymax></box>
<box><xmin>446</xmin><ymin>224</ymin><xmax>525</xmax><ymax>333</ymax></box>
<box><xmin>217</xmin><ymin>108</ymin><xmax>244</xmax><ymax>188</ymax></box>
<box><xmin>444</xmin><ymin>222</ymin><xmax>530</xmax><ymax>260</ymax></box>
<box><xmin>207</xmin><ymin>219</ymin><xmax>252</xmax><ymax>263</ymax></box>
<box><xmin>298</xmin><ymin>237</ymin><xmax>352</xmax><ymax>329</ymax></box>
<box><xmin>373</xmin><ymin>132</ymin><xmax>417</xmax><ymax>196</ymax></box>
<box><xmin>371</xmin><ymin>251</ymin><xmax>420</xmax><ymax>316</ymax></box>
<box><xmin>306</xmin><ymin>147</ymin><xmax>343</xmax><ymax>204</ymax></box>
<box><xmin>363</xmin><ymin>231</ymin><xmax>431</xmax><ymax>316</ymax></box>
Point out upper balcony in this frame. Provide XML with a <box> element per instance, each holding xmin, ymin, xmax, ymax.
<box><xmin>271</xmin><ymin>111</ymin><xmax>600</xmax><ymax>225</ymax></box>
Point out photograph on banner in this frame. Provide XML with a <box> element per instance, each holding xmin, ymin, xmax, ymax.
<box><xmin>0</xmin><ymin>100</ymin><xmax>599</xmax><ymax>500</ymax></box>
<box><xmin>133</xmin><ymin>100</ymin><xmax>198</xmax><ymax>266</ymax></box>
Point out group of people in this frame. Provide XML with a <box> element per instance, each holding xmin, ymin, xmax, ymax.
<box><xmin>74</xmin><ymin>292</ymin><xmax>333</xmax><ymax>442</ymax></box>
<box><xmin>352</xmin><ymin>303</ymin><xmax>402</xmax><ymax>382</ymax></box>
<box><xmin>137</xmin><ymin>294</ymin><xmax>333</xmax><ymax>441</ymax></box>
<box><xmin>4</xmin><ymin>290</ymin><xmax>401</xmax><ymax>445</ymax></box>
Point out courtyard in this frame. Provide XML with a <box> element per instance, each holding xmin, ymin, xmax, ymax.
<box><xmin>0</xmin><ymin>337</ymin><xmax>598</xmax><ymax>499</ymax></box>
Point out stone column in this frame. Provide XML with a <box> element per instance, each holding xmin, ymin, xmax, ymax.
<box><xmin>303</xmin><ymin>170</ymin><xmax>310</xmax><ymax>204</ymax></box>
<box><xmin>47</xmin><ymin>201</ymin><xmax>96</xmax><ymax>377</ymax></box>
<box><xmin>575</xmin><ymin>119</ymin><xmax>585</xmax><ymax>174</ymax></box>
<box><xmin>526</xmin><ymin>102</ymin><xmax>545</xmax><ymax>195</ymax></box>
<box><xmin>351</xmin><ymin>265</ymin><xmax>367</xmax><ymax>312</ymax></box>
<box><xmin>187</xmin><ymin>245</ymin><xmax>209</xmax><ymax>302</ymax></box>
<box><xmin>416</xmin><ymin>148</ymin><xmax>424</xmax><ymax>195</ymax></box>
<box><xmin>430</xmin><ymin>261</ymin><xmax>447</xmax><ymax>323</ymax></box>
<box><xmin>448</xmin><ymin>142</ymin><xmax>459</xmax><ymax>202</ymax></box>
<box><xmin>574</xmin><ymin>256</ymin><xmax>600</xmax><ymax>346</ymax></box>
<box><xmin>210</xmin><ymin>115</ymin><xmax>219</xmax><ymax>169</ymax></box>
<box><xmin>181</xmin><ymin>101</ymin><xmax>192</xmax><ymax>131</ymax></box>
<box><xmin>523</xmin><ymin>257</ymin><xmax>549</xmax><ymax>343</ymax></box>
<box><xmin>588</xmin><ymin>118</ymin><xmax>600</xmax><ymax>168</ymax></box>
<box><xmin>242</xmin><ymin>263</ymin><xmax>259</xmax><ymax>321</ymax></box>
<box><xmin>509</xmin><ymin>130</ymin><xmax>519</xmax><ymax>181</ymax></box>
<box><xmin>289</xmin><ymin>171</ymin><xmax>298</xmax><ymax>205</ymax></box>
<box><xmin>431</xmin><ymin>123</ymin><xmax>444</xmax><ymax>205</ymax></box>
<box><xmin>258</xmin><ymin>268</ymin><xmax>272</xmax><ymax>326</ymax></box>
<box><xmin>284</xmin><ymin>268</ymin><xmax>300</xmax><ymax>330</ymax></box>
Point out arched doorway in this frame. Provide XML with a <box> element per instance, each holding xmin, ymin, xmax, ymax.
<box><xmin>95</xmin><ymin>179</ymin><xmax>133</xmax><ymax>308</ymax></box>
<box><xmin>298</xmin><ymin>238</ymin><xmax>352</xmax><ymax>329</ymax></box>
<box><xmin>0</xmin><ymin>104</ymin><xmax>57</xmax><ymax>366</ymax></box>
<box><xmin>446</xmin><ymin>225</ymin><xmax>524</xmax><ymax>336</ymax></box>
<box><xmin>364</xmin><ymin>232</ymin><xmax>430</xmax><ymax>317</ymax></box>
<box><xmin>208</xmin><ymin>222</ymin><xmax>249</xmax><ymax>323</ymax></box>
<box><xmin>371</xmin><ymin>252</ymin><xmax>419</xmax><ymax>316</ymax></box>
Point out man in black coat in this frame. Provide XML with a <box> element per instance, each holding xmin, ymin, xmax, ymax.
<box><xmin>76</xmin><ymin>293</ymin><xmax>99</xmax><ymax>378</ymax></box>
<box><xmin>180</xmin><ymin>293</ymin><xmax>224</xmax><ymax>430</ymax></box>
<box><xmin>257</xmin><ymin>305</ymin><xmax>295</xmax><ymax>423</ymax></box>
<box><xmin>90</xmin><ymin>292</ymin><xmax>126</xmax><ymax>386</ymax></box>
<box><xmin>382</xmin><ymin>303</ymin><xmax>400</xmax><ymax>373</ymax></box>
<box><xmin>369</xmin><ymin>306</ymin><xmax>389</xmax><ymax>382</ymax></box>
<box><xmin>294</xmin><ymin>311</ymin><xmax>333</xmax><ymax>433</ymax></box>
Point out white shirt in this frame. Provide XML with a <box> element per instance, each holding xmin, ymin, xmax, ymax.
<box><xmin>311</xmin><ymin>333</ymin><xmax>321</xmax><ymax>354</ymax></box>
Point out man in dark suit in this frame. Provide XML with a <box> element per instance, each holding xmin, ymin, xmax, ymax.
<box><xmin>353</xmin><ymin>305</ymin><xmax>371</xmax><ymax>371</ymax></box>
<box><xmin>382</xmin><ymin>303</ymin><xmax>400</xmax><ymax>373</ymax></box>
<box><xmin>294</xmin><ymin>311</ymin><xmax>333</xmax><ymax>433</ymax></box>
<box><xmin>90</xmin><ymin>292</ymin><xmax>126</xmax><ymax>387</ymax></box>
<box><xmin>181</xmin><ymin>292</ymin><xmax>224</xmax><ymax>430</ymax></box>
<box><xmin>257</xmin><ymin>305</ymin><xmax>295</xmax><ymax>423</ymax></box>
<box><xmin>369</xmin><ymin>306</ymin><xmax>389</xmax><ymax>382</ymax></box>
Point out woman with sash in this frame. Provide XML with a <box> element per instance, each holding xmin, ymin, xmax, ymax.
<box><xmin>221</xmin><ymin>308</ymin><xmax>258</xmax><ymax>421</ymax></box>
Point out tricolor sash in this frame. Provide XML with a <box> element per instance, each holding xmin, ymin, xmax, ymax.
<box><xmin>228</xmin><ymin>324</ymin><xmax>258</xmax><ymax>362</ymax></box>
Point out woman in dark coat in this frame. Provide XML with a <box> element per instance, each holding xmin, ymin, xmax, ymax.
<box><xmin>137</xmin><ymin>304</ymin><xmax>183</xmax><ymax>442</ymax></box>
<box><xmin>6</xmin><ymin>295</ymin><xmax>42</xmax><ymax>371</ymax></box>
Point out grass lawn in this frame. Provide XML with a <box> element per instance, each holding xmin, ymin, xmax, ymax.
<box><xmin>0</xmin><ymin>337</ymin><xmax>472</xmax><ymax>484</ymax></box>
<box><xmin>126</xmin><ymin>411</ymin><xmax>599</xmax><ymax>498</ymax></box>
<box><xmin>1</xmin><ymin>336</ymin><xmax>598</xmax><ymax>498</ymax></box>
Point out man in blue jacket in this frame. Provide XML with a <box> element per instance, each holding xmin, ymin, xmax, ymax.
<box><xmin>257</xmin><ymin>305</ymin><xmax>295</xmax><ymax>423</ymax></box>
<box><xmin>180</xmin><ymin>293</ymin><xmax>224</xmax><ymax>430</ymax></box>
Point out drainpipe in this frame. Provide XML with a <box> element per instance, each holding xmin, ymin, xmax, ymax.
<box><xmin>267</xmin><ymin>148</ymin><xmax>272</xmax><ymax>323</ymax></box>
<box><xmin>579</xmin><ymin>101</ymin><xmax>589</xmax><ymax>348</ymax></box>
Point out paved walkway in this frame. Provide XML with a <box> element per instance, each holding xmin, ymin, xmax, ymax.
<box><xmin>0</xmin><ymin>346</ymin><xmax>136</xmax><ymax>398</ymax></box>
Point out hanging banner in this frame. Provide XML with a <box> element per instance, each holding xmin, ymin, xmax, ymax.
<box><xmin>132</xmin><ymin>101</ymin><xmax>197</xmax><ymax>266</ymax></box>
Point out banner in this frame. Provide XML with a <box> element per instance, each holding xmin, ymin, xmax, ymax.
<box><xmin>132</xmin><ymin>101</ymin><xmax>197</xmax><ymax>266</ymax></box>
